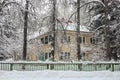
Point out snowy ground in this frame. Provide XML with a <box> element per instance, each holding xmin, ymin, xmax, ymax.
<box><xmin>0</xmin><ymin>70</ymin><xmax>120</xmax><ymax>80</ymax></box>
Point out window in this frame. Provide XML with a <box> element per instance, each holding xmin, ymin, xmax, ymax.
<box><xmin>61</xmin><ymin>35</ymin><xmax>66</xmax><ymax>43</ymax></box>
<box><xmin>41</xmin><ymin>38</ymin><xmax>44</xmax><ymax>44</ymax></box>
<box><xmin>78</xmin><ymin>36</ymin><xmax>85</xmax><ymax>44</ymax></box>
<box><xmin>49</xmin><ymin>35</ymin><xmax>53</xmax><ymax>42</ymax></box>
<box><xmin>39</xmin><ymin>52</ymin><xmax>52</xmax><ymax>61</ymax></box>
<box><xmin>49</xmin><ymin>52</ymin><xmax>53</xmax><ymax>58</ymax></box>
<box><xmin>41</xmin><ymin>35</ymin><xmax>53</xmax><ymax>44</ymax></box>
<box><xmin>82</xmin><ymin>37</ymin><xmax>85</xmax><ymax>43</ymax></box>
<box><xmin>90</xmin><ymin>37</ymin><xmax>98</xmax><ymax>44</ymax></box>
<box><xmin>59</xmin><ymin>52</ymin><xmax>70</xmax><ymax>60</ymax></box>
<box><xmin>67</xmin><ymin>36</ymin><xmax>71</xmax><ymax>42</ymax></box>
<box><xmin>65</xmin><ymin>52</ymin><xmax>70</xmax><ymax>60</ymax></box>
<box><xmin>61</xmin><ymin>35</ymin><xmax>71</xmax><ymax>43</ymax></box>
<box><xmin>39</xmin><ymin>52</ymin><xmax>45</xmax><ymax>61</ymax></box>
<box><xmin>45</xmin><ymin>53</ymin><xmax>48</xmax><ymax>60</ymax></box>
<box><xmin>90</xmin><ymin>37</ymin><xmax>94</xmax><ymax>44</ymax></box>
<box><xmin>45</xmin><ymin>36</ymin><xmax>48</xmax><ymax>44</ymax></box>
<box><xmin>59</xmin><ymin>52</ymin><xmax>64</xmax><ymax>60</ymax></box>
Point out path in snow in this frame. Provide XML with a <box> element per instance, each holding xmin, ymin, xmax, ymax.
<box><xmin>0</xmin><ymin>70</ymin><xmax>120</xmax><ymax>80</ymax></box>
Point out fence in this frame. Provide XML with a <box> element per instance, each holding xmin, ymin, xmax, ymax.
<box><xmin>0</xmin><ymin>61</ymin><xmax>120</xmax><ymax>71</ymax></box>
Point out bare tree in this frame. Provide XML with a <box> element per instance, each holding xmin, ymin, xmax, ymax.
<box><xmin>23</xmin><ymin>0</ymin><xmax>29</xmax><ymax>60</ymax></box>
<box><xmin>103</xmin><ymin>0</ymin><xmax>111</xmax><ymax>60</ymax></box>
<box><xmin>76</xmin><ymin>0</ymin><xmax>81</xmax><ymax>60</ymax></box>
<box><xmin>51</xmin><ymin>0</ymin><xmax>56</xmax><ymax>61</ymax></box>
<box><xmin>0</xmin><ymin>0</ymin><xmax>23</xmax><ymax>59</ymax></box>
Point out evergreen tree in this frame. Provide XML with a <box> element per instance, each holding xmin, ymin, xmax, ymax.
<box><xmin>88</xmin><ymin>0</ymin><xmax>120</xmax><ymax>61</ymax></box>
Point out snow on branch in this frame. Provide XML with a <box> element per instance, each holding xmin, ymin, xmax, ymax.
<box><xmin>68</xmin><ymin>0</ymin><xmax>105</xmax><ymax>20</ymax></box>
<box><xmin>2</xmin><ymin>1</ymin><xmax>37</xmax><ymax>16</ymax></box>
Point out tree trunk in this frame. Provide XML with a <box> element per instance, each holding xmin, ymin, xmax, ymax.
<box><xmin>23</xmin><ymin>0</ymin><xmax>29</xmax><ymax>60</ymax></box>
<box><xmin>76</xmin><ymin>0</ymin><xmax>81</xmax><ymax>60</ymax></box>
<box><xmin>51</xmin><ymin>0</ymin><xmax>56</xmax><ymax>61</ymax></box>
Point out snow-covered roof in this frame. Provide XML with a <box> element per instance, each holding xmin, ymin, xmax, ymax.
<box><xmin>28</xmin><ymin>24</ymin><xmax>90</xmax><ymax>40</ymax></box>
<box><xmin>65</xmin><ymin>24</ymin><xmax>89</xmax><ymax>32</ymax></box>
<box><xmin>28</xmin><ymin>27</ymin><xmax>49</xmax><ymax>40</ymax></box>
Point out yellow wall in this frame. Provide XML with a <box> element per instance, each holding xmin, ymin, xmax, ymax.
<box><xmin>29</xmin><ymin>30</ymin><xmax>95</xmax><ymax>61</ymax></box>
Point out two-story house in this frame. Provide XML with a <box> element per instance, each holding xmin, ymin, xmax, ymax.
<box><xmin>28</xmin><ymin>24</ymin><xmax>98</xmax><ymax>61</ymax></box>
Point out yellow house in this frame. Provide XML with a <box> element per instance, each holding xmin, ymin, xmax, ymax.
<box><xmin>28</xmin><ymin>25</ymin><xmax>98</xmax><ymax>61</ymax></box>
